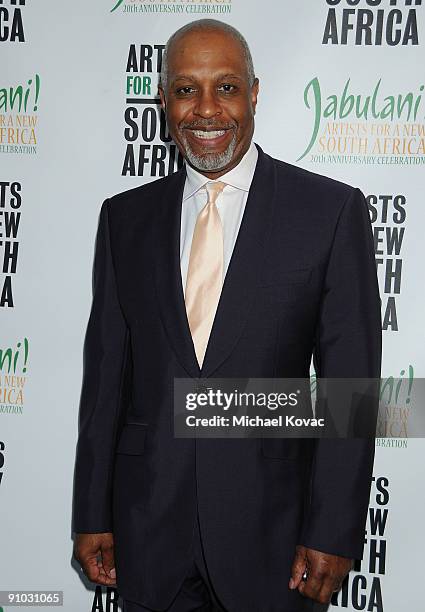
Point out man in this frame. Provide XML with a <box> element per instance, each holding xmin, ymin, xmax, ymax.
<box><xmin>72</xmin><ymin>19</ymin><xmax>381</xmax><ymax>612</ymax></box>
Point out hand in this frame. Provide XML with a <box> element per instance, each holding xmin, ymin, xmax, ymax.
<box><xmin>73</xmin><ymin>532</ymin><xmax>117</xmax><ymax>586</ymax></box>
<box><xmin>289</xmin><ymin>545</ymin><xmax>353</xmax><ymax>605</ymax></box>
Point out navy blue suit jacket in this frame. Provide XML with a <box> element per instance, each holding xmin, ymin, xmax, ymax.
<box><xmin>72</xmin><ymin>144</ymin><xmax>382</xmax><ymax>611</ymax></box>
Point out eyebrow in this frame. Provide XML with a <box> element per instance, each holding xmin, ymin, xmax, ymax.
<box><xmin>172</xmin><ymin>73</ymin><xmax>244</xmax><ymax>84</ymax></box>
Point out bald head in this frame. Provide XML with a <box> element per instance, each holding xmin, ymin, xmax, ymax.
<box><xmin>160</xmin><ymin>19</ymin><xmax>255</xmax><ymax>92</ymax></box>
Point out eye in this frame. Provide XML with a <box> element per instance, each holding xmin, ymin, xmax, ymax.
<box><xmin>175</xmin><ymin>86</ymin><xmax>196</xmax><ymax>95</ymax></box>
<box><xmin>218</xmin><ymin>83</ymin><xmax>237</xmax><ymax>94</ymax></box>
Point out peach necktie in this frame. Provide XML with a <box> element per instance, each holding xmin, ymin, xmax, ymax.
<box><xmin>184</xmin><ymin>181</ymin><xmax>226</xmax><ymax>368</ymax></box>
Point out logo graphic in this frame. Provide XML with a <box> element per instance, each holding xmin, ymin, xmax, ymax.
<box><xmin>298</xmin><ymin>76</ymin><xmax>425</xmax><ymax>165</ymax></box>
<box><xmin>322</xmin><ymin>0</ymin><xmax>422</xmax><ymax>47</ymax></box>
<box><xmin>122</xmin><ymin>43</ymin><xmax>183</xmax><ymax>177</ymax></box>
<box><xmin>0</xmin><ymin>0</ymin><xmax>26</xmax><ymax>43</ymax></box>
<box><xmin>111</xmin><ymin>0</ymin><xmax>124</xmax><ymax>11</ymax></box>
<box><xmin>0</xmin><ymin>440</ymin><xmax>5</xmax><ymax>486</ymax></box>
<box><xmin>331</xmin><ymin>475</ymin><xmax>388</xmax><ymax>610</ymax></box>
<box><xmin>376</xmin><ymin>367</ymin><xmax>414</xmax><ymax>443</ymax></box>
<box><xmin>91</xmin><ymin>586</ymin><xmax>119</xmax><ymax>610</ymax></box>
<box><xmin>1</xmin><ymin>180</ymin><xmax>23</xmax><ymax>307</ymax></box>
<box><xmin>0</xmin><ymin>74</ymin><xmax>40</xmax><ymax>155</ymax></box>
<box><xmin>0</xmin><ymin>337</ymin><xmax>29</xmax><ymax>415</ymax></box>
<box><xmin>111</xmin><ymin>0</ymin><xmax>232</xmax><ymax>15</ymax></box>
<box><xmin>368</xmin><ymin>192</ymin><xmax>407</xmax><ymax>332</ymax></box>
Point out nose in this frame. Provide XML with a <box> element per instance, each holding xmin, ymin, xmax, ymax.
<box><xmin>193</xmin><ymin>87</ymin><xmax>221</xmax><ymax>119</ymax></box>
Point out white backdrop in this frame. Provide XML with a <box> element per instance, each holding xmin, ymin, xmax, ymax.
<box><xmin>1</xmin><ymin>1</ymin><xmax>424</xmax><ymax>610</ymax></box>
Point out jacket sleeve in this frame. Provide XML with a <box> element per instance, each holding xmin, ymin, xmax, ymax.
<box><xmin>72</xmin><ymin>199</ymin><xmax>130</xmax><ymax>534</ymax></box>
<box><xmin>299</xmin><ymin>187</ymin><xmax>382</xmax><ymax>560</ymax></box>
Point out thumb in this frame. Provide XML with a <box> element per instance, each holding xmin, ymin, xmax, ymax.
<box><xmin>289</xmin><ymin>545</ymin><xmax>307</xmax><ymax>590</ymax></box>
<box><xmin>100</xmin><ymin>540</ymin><xmax>116</xmax><ymax>581</ymax></box>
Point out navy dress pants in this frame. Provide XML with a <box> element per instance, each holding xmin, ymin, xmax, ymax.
<box><xmin>122</xmin><ymin>510</ymin><xmax>225</xmax><ymax>612</ymax></box>
<box><xmin>122</xmin><ymin>510</ymin><xmax>329</xmax><ymax>612</ymax></box>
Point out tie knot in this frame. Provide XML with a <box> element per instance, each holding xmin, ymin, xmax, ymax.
<box><xmin>205</xmin><ymin>181</ymin><xmax>226</xmax><ymax>204</ymax></box>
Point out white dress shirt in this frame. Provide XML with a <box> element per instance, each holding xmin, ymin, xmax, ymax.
<box><xmin>180</xmin><ymin>141</ymin><xmax>258</xmax><ymax>297</ymax></box>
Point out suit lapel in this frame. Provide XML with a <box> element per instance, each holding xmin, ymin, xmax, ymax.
<box><xmin>154</xmin><ymin>166</ymin><xmax>201</xmax><ymax>378</ymax></box>
<box><xmin>200</xmin><ymin>146</ymin><xmax>276</xmax><ymax>377</ymax></box>
<box><xmin>154</xmin><ymin>145</ymin><xmax>277</xmax><ymax>379</ymax></box>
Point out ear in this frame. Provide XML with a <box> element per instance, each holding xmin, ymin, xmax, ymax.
<box><xmin>158</xmin><ymin>86</ymin><xmax>166</xmax><ymax>111</ymax></box>
<box><xmin>251</xmin><ymin>78</ymin><xmax>259</xmax><ymax>115</ymax></box>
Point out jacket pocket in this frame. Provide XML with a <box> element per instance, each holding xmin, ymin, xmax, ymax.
<box><xmin>115</xmin><ymin>423</ymin><xmax>148</xmax><ymax>455</ymax></box>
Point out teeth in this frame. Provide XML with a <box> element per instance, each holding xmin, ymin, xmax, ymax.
<box><xmin>192</xmin><ymin>130</ymin><xmax>226</xmax><ymax>139</ymax></box>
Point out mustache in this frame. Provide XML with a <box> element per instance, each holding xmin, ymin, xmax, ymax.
<box><xmin>180</xmin><ymin>120</ymin><xmax>236</xmax><ymax>130</ymax></box>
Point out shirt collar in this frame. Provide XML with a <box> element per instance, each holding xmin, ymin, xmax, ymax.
<box><xmin>182</xmin><ymin>141</ymin><xmax>258</xmax><ymax>201</ymax></box>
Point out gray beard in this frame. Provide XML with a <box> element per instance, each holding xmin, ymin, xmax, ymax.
<box><xmin>180</xmin><ymin>131</ymin><xmax>237</xmax><ymax>172</ymax></box>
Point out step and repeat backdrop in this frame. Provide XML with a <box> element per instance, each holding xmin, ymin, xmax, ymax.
<box><xmin>1</xmin><ymin>1</ymin><xmax>424</xmax><ymax>611</ymax></box>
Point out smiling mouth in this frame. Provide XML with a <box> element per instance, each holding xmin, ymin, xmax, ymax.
<box><xmin>183</xmin><ymin>127</ymin><xmax>234</xmax><ymax>147</ymax></box>
<box><xmin>191</xmin><ymin>129</ymin><xmax>228</xmax><ymax>139</ymax></box>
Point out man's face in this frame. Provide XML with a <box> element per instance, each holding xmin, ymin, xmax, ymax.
<box><xmin>159</xmin><ymin>28</ymin><xmax>259</xmax><ymax>178</ymax></box>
